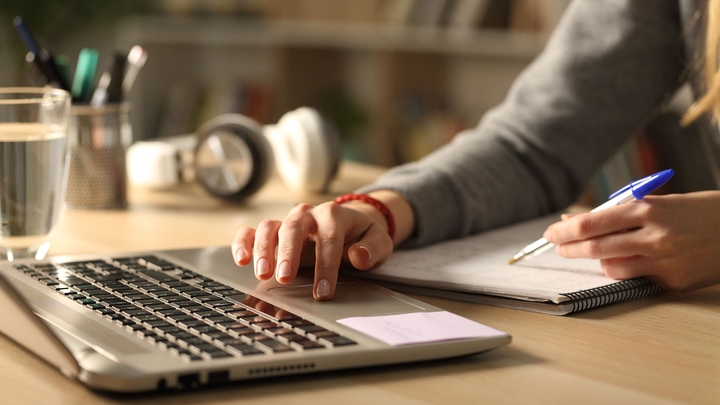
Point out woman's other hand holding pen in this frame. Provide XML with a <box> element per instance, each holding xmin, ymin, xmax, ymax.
<box><xmin>543</xmin><ymin>191</ymin><xmax>720</xmax><ymax>291</ymax></box>
<box><xmin>231</xmin><ymin>190</ymin><xmax>414</xmax><ymax>300</ymax></box>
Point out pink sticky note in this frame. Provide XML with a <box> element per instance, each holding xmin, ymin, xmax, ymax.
<box><xmin>336</xmin><ymin>311</ymin><xmax>506</xmax><ymax>346</ymax></box>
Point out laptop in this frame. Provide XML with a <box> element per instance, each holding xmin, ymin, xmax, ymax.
<box><xmin>0</xmin><ymin>246</ymin><xmax>511</xmax><ymax>392</ymax></box>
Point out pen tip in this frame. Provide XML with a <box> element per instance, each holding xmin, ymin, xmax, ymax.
<box><xmin>508</xmin><ymin>251</ymin><xmax>525</xmax><ymax>265</ymax></box>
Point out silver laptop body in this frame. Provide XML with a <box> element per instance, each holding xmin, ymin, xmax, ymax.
<box><xmin>0</xmin><ymin>246</ymin><xmax>510</xmax><ymax>392</ymax></box>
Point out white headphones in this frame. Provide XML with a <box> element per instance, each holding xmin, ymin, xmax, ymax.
<box><xmin>127</xmin><ymin>107</ymin><xmax>340</xmax><ymax>200</ymax></box>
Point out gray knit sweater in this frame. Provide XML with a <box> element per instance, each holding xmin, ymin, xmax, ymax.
<box><xmin>358</xmin><ymin>0</ymin><xmax>720</xmax><ymax>248</ymax></box>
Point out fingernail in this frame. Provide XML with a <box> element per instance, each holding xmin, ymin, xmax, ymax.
<box><xmin>255</xmin><ymin>258</ymin><xmax>270</xmax><ymax>277</ymax></box>
<box><xmin>277</xmin><ymin>261</ymin><xmax>292</xmax><ymax>280</ymax></box>
<box><xmin>235</xmin><ymin>248</ymin><xmax>246</xmax><ymax>264</ymax></box>
<box><xmin>316</xmin><ymin>279</ymin><xmax>330</xmax><ymax>298</ymax></box>
<box><xmin>359</xmin><ymin>245</ymin><xmax>372</xmax><ymax>264</ymax></box>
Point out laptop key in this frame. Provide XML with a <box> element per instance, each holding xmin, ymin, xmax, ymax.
<box><xmin>290</xmin><ymin>339</ymin><xmax>326</xmax><ymax>350</ymax></box>
<box><xmin>145</xmin><ymin>304</ymin><xmax>174</xmax><ymax>312</ymax></box>
<box><xmin>155</xmin><ymin>325</ymin><xmax>182</xmax><ymax>334</ymax></box>
<box><xmin>190</xmin><ymin>324</ymin><xmax>216</xmax><ymax>334</ymax></box>
<box><xmin>226</xmin><ymin>326</ymin><xmax>256</xmax><ymax>337</ymax></box>
<box><xmin>284</xmin><ymin>319</ymin><xmax>313</xmax><ymax>327</ymax></box>
<box><xmin>144</xmin><ymin>319</ymin><xmax>171</xmax><ymax>326</ymax></box>
<box><xmin>126</xmin><ymin>324</ymin><xmax>146</xmax><ymax>332</ymax></box>
<box><xmin>193</xmin><ymin>343</ymin><xmax>221</xmax><ymax>353</ymax></box>
<box><xmin>201</xmin><ymin>350</ymin><xmax>233</xmax><ymax>360</ymax></box>
<box><xmin>195</xmin><ymin>311</ymin><xmax>218</xmax><ymax>318</ymax></box>
<box><xmin>179</xmin><ymin>353</ymin><xmax>204</xmax><ymax>362</ymax></box>
<box><xmin>254</xmin><ymin>321</ymin><xmax>280</xmax><ymax>330</ymax></box>
<box><xmin>138</xmin><ymin>269</ymin><xmax>175</xmax><ymax>282</ymax></box>
<box><xmin>125</xmin><ymin>293</ymin><xmax>152</xmax><ymax>300</ymax></box>
<box><xmin>204</xmin><ymin>330</ymin><xmax>232</xmax><ymax>340</ymax></box>
<box><xmin>320</xmin><ymin>336</ymin><xmax>357</xmax><ymax>347</ymax></box>
<box><xmin>228</xmin><ymin>343</ymin><xmax>264</xmax><ymax>356</ymax></box>
<box><xmin>276</xmin><ymin>333</ymin><xmax>309</xmax><ymax>344</ymax></box>
<box><xmin>207</xmin><ymin>315</ymin><xmax>235</xmax><ymax>324</ymax></box>
<box><xmin>169</xmin><ymin>314</ymin><xmax>197</xmax><ymax>323</ymax></box>
<box><xmin>309</xmin><ymin>330</ymin><xmax>338</xmax><ymax>339</ymax></box>
<box><xmin>151</xmin><ymin>290</ymin><xmax>178</xmax><ymax>298</ymax></box>
<box><xmin>59</xmin><ymin>277</ymin><xmax>91</xmax><ymax>287</ymax></box>
<box><xmin>125</xmin><ymin>308</ymin><xmax>153</xmax><ymax>317</ymax></box>
<box><xmin>37</xmin><ymin>278</ymin><xmax>59</xmax><ymax>286</ymax></box>
<box><xmin>137</xmin><ymin>329</ymin><xmax>157</xmax><ymax>338</ymax></box>
<box><xmin>181</xmin><ymin>337</ymin><xmax>206</xmax><ymax>347</ymax></box>
<box><xmin>296</xmin><ymin>325</ymin><xmax>328</xmax><ymax>334</ymax></box>
<box><xmin>162</xmin><ymin>295</ymin><xmax>189</xmax><ymax>303</ymax></box>
<box><xmin>135</xmin><ymin>299</ymin><xmax>163</xmax><ymax>306</ymax></box>
<box><xmin>255</xmin><ymin>340</ymin><xmax>295</xmax><ymax>353</ymax></box>
<box><xmin>213</xmin><ymin>335</ymin><xmax>236</xmax><ymax>345</ymax></box>
<box><xmin>135</xmin><ymin>314</ymin><xmax>162</xmax><ymax>322</ymax></box>
<box><xmin>170</xmin><ymin>331</ymin><xmax>196</xmax><ymax>341</ymax></box>
<box><xmin>227</xmin><ymin>310</ymin><xmax>256</xmax><ymax>318</ymax></box>
<box><xmin>193</xmin><ymin>296</ymin><xmax>219</xmax><ymax>304</ymax></box>
<box><xmin>184</xmin><ymin>320</ymin><xmax>210</xmax><ymax>329</ymax></box>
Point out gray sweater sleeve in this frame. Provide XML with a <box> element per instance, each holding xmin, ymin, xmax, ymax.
<box><xmin>357</xmin><ymin>0</ymin><xmax>686</xmax><ymax>248</ymax></box>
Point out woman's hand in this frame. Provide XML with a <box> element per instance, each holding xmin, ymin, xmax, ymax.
<box><xmin>543</xmin><ymin>191</ymin><xmax>720</xmax><ymax>291</ymax></box>
<box><xmin>231</xmin><ymin>191</ymin><xmax>413</xmax><ymax>300</ymax></box>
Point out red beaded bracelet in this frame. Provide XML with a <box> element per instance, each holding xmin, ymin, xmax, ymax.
<box><xmin>333</xmin><ymin>193</ymin><xmax>396</xmax><ymax>240</ymax></box>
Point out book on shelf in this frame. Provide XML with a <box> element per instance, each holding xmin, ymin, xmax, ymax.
<box><xmin>407</xmin><ymin>0</ymin><xmax>452</xmax><ymax>26</ymax></box>
<box><xmin>447</xmin><ymin>0</ymin><xmax>491</xmax><ymax>29</ymax></box>
<box><xmin>343</xmin><ymin>215</ymin><xmax>663</xmax><ymax>315</ymax></box>
<box><xmin>381</xmin><ymin>0</ymin><xmax>417</xmax><ymax>24</ymax></box>
<box><xmin>479</xmin><ymin>0</ymin><xmax>512</xmax><ymax>29</ymax></box>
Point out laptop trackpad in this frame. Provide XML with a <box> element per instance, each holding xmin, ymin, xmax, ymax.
<box><xmin>266</xmin><ymin>282</ymin><xmax>426</xmax><ymax>320</ymax></box>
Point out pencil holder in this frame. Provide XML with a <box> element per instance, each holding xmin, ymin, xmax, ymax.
<box><xmin>65</xmin><ymin>103</ymin><xmax>132</xmax><ymax>209</ymax></box>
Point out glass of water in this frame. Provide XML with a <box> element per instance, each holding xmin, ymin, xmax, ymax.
<box><xmin>0</xmin><ymin>88</ymin><xmax>71</xmax><ymax>261</ymax></box>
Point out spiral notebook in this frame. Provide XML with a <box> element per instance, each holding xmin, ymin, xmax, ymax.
<box><xmin>344</xmin><ymin>215</ymin><xmax>664</xmax><ymax>315</ymax></box>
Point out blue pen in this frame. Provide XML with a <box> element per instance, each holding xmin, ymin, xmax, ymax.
<box><xmin>508</xmin><ymin>169</ymin><xmax>675</xmax><ymax>264</ymax></box>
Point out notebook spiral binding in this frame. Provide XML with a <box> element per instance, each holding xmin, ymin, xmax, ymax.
<box><xmin>560</xmin><ymin>277</ymin><xmax>664</xmax><ymax>313</ymax></box>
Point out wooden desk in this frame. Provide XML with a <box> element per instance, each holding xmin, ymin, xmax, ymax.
<box><xmin>1</xmin><ymin>161</ymin><xmax>718</xmax><ymax>405</ymax></box>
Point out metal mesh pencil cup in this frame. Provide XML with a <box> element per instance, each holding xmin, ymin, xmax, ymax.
<box><xmin>66</xmin><ymin>104</ymin><xmax>132</xmax><ymax>209</ymax></box>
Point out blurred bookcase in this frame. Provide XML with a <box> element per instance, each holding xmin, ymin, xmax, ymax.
<box><xmin>116</xmin><ymin>0</ymin><xmax>569</xmax><ymax>166</ymax></box>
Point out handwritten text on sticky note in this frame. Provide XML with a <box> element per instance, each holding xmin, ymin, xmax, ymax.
<box><xmin>337</xmin><ymin>311</ymin><xmax>507</xmax><ymax>346</ymax></box>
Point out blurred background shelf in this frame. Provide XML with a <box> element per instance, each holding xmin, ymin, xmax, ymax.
<box><xmin>118</xmin><ymin>17</ymin><xmax>547</xmax><ymax>58</ymax></box>
<box><xmin>114</xmin><ymin>17</ymin><xmax>552</xmax><ymax>166</ymax></box>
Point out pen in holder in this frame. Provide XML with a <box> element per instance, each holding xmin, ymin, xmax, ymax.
<box><xmin>65</xmin><ymin>103</ymin><xmax>132</xmax><ymax>209</ymax></box>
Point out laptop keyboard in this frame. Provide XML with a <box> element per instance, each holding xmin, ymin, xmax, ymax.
<box><xmin>12</xmin><ymin>256</ymin><xmax>356</xmax><ymax>362</ymax></box>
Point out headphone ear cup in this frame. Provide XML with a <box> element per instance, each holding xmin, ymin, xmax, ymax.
<box><xmin>267</xmin><ymin>107</ymin><xmax>340</xmax><ymax>193</ymax></box>
<box><xmin>194</xmin><ymin>114</ymin><xmax>274</xmax><ymax>201</ymax></box>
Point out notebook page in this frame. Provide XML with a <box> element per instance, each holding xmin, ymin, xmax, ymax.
<box><xmin>361</xmin><ymin>216</ymin><xmax>616</xmax><ymax>303</ymax></box>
